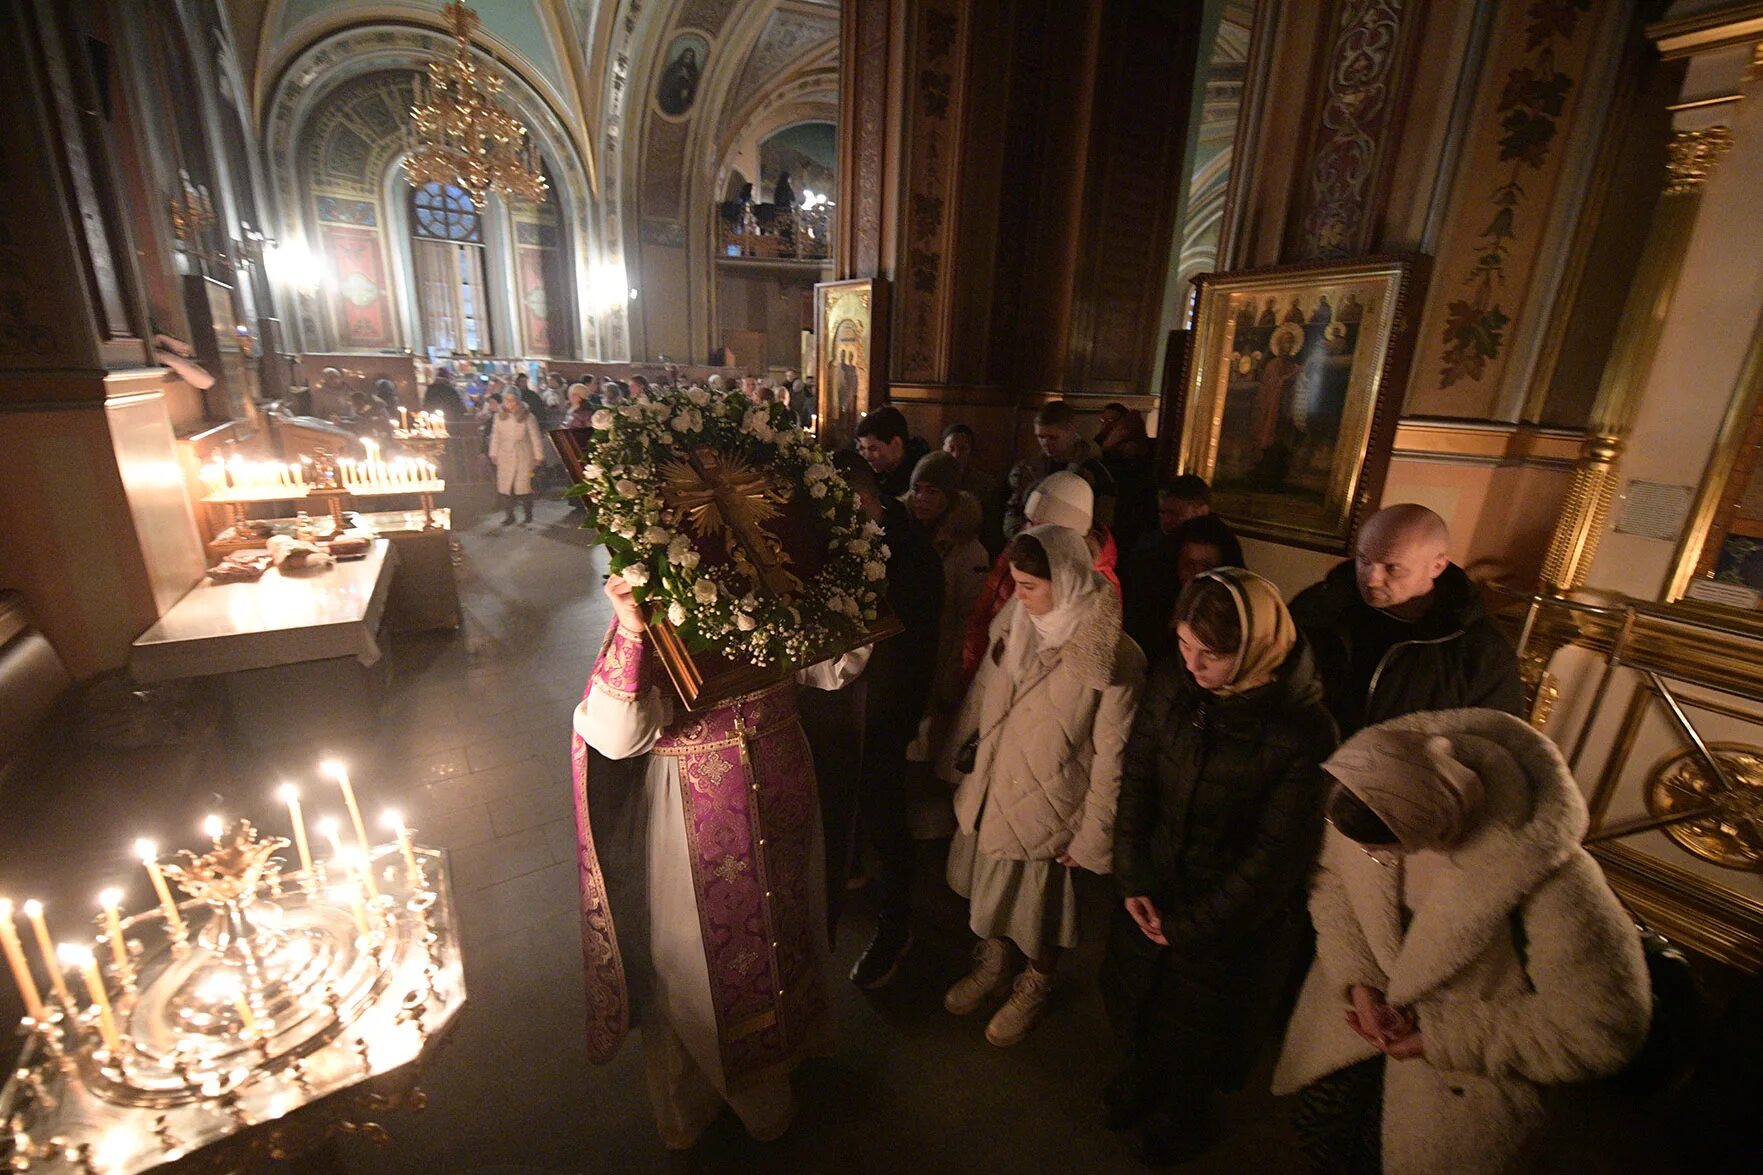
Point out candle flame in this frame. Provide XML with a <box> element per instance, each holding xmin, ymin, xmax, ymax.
<box><xmin>22</xmin><ymin>899</ymin><xmax>43</xmax><ymax>918</ymax></box>
<box><xmin>278</xmin><ymin>782</ymin><xmax>300</xmax><ymax>803</ymax></box>
<box><xmin>0</xmin><ymin>897</ymin><xmax>12</xmax><ymax>918</ymax></box>
<box><xmin>380</xmin><ymin>809</ymin><xmax>406</xmax><ymax>832</ymax></box>
<box><xmin>317</xmin><ymin>816</ymin><xmax>339</xmax><ymax>837</ymax></box>
<box><xmin>203</xmin><ymin>814</ymin><xmax>224</xmax><ymax>840</ymax></box>
<box><xmin>319</xmin><ymin>759</ymin><xmax>346</xmax><ymax>778</ymax></box>
<box><xmin>135</xmin><ymin>838</ymin><xmax>158</xmax><ymax>863</ymax></box>
<box><xmin>98</xmin><ymin>887</ymin><xmax>122</xmax><ymax>909</ymax></box>
<box><xmin>58</xmin><ymin>942</ymin><xmax>95</xmax><ymax>968</ymax></box>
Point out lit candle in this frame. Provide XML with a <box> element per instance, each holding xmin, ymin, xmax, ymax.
<box><xmin>400</xmin><ymin>407</ymin><xmax>409</xmax><ymax>432</ymax></box>
<box><xmin>331</xmin><ymin>886</ymin><xmax>370</xmax><ymax>938</ymax></box>
<box><xmin>60</xmin><ymin>944</ymin><xmax>122</xmax><ymax>1053</ymax></box>
<box><xmin>22</xmin><ymin>901</ymin><xmax>75</xmax><ymax>1012</ymax></box>
<box><xmin>216</xmin><ymin>973</ymin><xmax>258</xmax><ymax>1038</ymax></box>
<box><xmin>0</xmin><ymin>899</ymin><xmax>46</xmax><ymax>1021</ymax></box>
<box><xmin>204</xmin><ymin>814</ymin><xmax>224</xmax><ymax>846</ymax></box>
<box><xmin>135</xmin><ymin>839</ymin><xmax>186</xmax><ymax>939</ymax></box>
<box><xmin>97</xmin><ymin>888</ymin><xmax>129</xmax><ymax>978</ymax></box>
<box><xmin>383</xmin><ymin>810</ymin><xmax>421</xmax><ymax>886</ymax></box>
<box><xmin>322</xmin><ymin>760</ymin><xmax>379</xmax><ymax>898</ymax></box>
<box><xmin>280</xmin><ymin>783</ymin><xmax>315</xmax><ymax>876</ymax></box>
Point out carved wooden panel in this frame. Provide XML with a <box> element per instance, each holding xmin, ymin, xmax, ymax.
<box><xmin>839</xmin><ymin>0</ymin><xmax>892</xmax><ymax>281</ymax></box>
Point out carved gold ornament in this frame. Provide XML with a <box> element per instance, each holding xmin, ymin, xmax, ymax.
<box><xmin>1664</xmin><ymin>126</ymin><xmax>1734</xmax><ymax>194</ymax></box>
<box><xmin>660</xmin><ymin>448</ymin><xmax>801</xmax><ymax>595</ymax></box>
<box><xmin>1645</xmin><ymin>742</ymin><xmax>1763</xmax><ymax>868</ymax></box>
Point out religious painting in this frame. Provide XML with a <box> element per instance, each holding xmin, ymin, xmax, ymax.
<box><xmin>655</xmin><ymin>33</ymin><xmax>708</xmax><ymax>118</ymax></box>
<box><xmin>1167</xmin><ymin>256</ymin><xmax>1426</xmax><ymax>553</ymax></box>
<box><xmin>1666</xmin><ymin>349</ymin><xmax>1763</xmax><ymax>617</ymax></box>
<box><xmin>320</xmin><ymin>225</ymin><xmax>393</xmax><ymax>349</ymax></box>
<box><xmin>814</xmin><ymin>278</ymin><xmax>885</xmax><ymax>451</ymax></box>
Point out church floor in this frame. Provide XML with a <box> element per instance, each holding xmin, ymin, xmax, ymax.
<box><xmin>0</xmin><ymin>489</ymin><xmax>1693</xmax><ymax>1174</ymax></box>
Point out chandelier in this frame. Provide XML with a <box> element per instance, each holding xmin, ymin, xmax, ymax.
<box><xmin>405</xmin><ymin>2</ymin><xmax>548</xmax><ymax>205</ymax></box>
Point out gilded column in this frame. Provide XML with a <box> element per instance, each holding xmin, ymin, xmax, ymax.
<box><xmin>1539</xmin><ymin>124</ymin><xmax>1734</xmax><ymax>591</ymax></box>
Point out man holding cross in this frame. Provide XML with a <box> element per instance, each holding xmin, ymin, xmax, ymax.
<box><xmin>570</xmin><ymin>563</ymin><xmax>870</xmax><ymax>1149</ymax></box>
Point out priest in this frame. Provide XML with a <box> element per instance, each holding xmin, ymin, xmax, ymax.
<box><xmin>571</xmin><ymin>573</ymin><xmax>869</xmax><ymax>1148</ymax></box>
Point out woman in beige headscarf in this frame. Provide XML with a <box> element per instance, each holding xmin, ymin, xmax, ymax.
<box><xmin>1103</xmin><ymin>569</ymin><xmax>1338</xmax><ymax>1165</ymax></box>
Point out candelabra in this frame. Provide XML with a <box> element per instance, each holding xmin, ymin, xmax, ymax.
<box><xmin>0</xmin><ymin>770</ymin><xmax>463</xmax><ymax>1173</ymax></box>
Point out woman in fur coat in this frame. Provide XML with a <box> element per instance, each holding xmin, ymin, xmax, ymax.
<box><xmin>1103</xmin><ymin>569</ymin><xmax>1336</xmax><ymax>1165</ymax></box>
<box><xmin>940</xmin><ymin>524</ymin><xmax>1145</xmax><ymax>1047</ymax></box>
<box><xmin>1273</xmin><ymin>709</ymin><xmax>1652</xmax><ymax>1175</ymax></box>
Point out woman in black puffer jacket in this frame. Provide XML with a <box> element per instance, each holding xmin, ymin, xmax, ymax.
<box><xmin>1102</xmin><ymin>569</ymin><xmax>1337</xmax><ymax>1166</ymax></box>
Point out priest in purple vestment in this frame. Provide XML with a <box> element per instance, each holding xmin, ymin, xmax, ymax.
<box><xmin>571</xmin><ymin>574</ymin><xmax>869</xmax><ymax>1148</ymax></box>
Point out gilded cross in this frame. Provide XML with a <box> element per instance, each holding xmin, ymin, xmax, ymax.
<box><xmin>660</xmin><ymin>447</ymin><xmax>802</xmax><ymax>595</ymax></box>
<box><xmin>714</xmin><ymin>854</ymin><xmax>749</xmax><ymax>884</ymax></box>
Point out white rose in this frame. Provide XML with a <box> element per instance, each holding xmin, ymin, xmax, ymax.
<box><xmin>667</xmin><ymin>535</ymin><xmax>692</xmax><ymax>561</ymax></box>
<box><xmin>644</xmin><ymin>526</ymin><xmax>672</xmax><ymax>547</ymax></box>
<box><xmin>810</xmin><ymin>483</ymin><xmax>827</xmax><ymax>499</ymax></box>
<box><xmin>584</xmin><ymin>462</ymin><xmax>605</xmax><ymax>480</ymax></box>
<box><xmin>619</xmin><ymin>405</ymin><xmax>643</xmax><ymax>419</ymax></box>
<box><xmin>847</xmin><ymin>538</ymin><xmax>870</xmax><ymax>556</ymax></box>
<box><xmin>686</xmin><ymin>387</ymin><xmax>710</xmax><ymax>406</ymax></box>
<box><xmin>736</xmin><ymin>613</ymin><xmax>757</xmax><ymax>632</ymax></box>
<box><xmin>864</xmin><ymin>560</ymin><xmax>887</xmax><ymax>581</ymax></box>
<box><xmin>619</xmin><ymin>563</ymin><xmax>650</xmax><ymax>587</ymax></box>
<box><xmin>805</xmin><ymin>463</ymin><xmax>832</xmax><ymax>482</ymax></box>
<box><xmin>615</xmin><ymin>479</ymin><xmax>640</xmax><ymax>498</ymax></box>
<box><xmin>614</xmin><ymin>522</ymin><xmax>636</xmax><ymax>540</ymax></box>
<box><xmin>678</xmin><ymin>548</ymin><xmax>700</xmax><ymax>569</ymax></box>
<box><xmin>590</xmin><ymin>409</ymin><xmax>613</xmax><ymax>430</ymax></box>
<box><xmin>693</xmin><ymin>579</ymin><xmax>718</xmax><ymax>605</ymax></box>
<box><xmin>862</xmin><ymin>521</ymin><xmax>884</xmax><ymax>539</ymax></box>
<box><xmin>667</xmin><ymin>601</ymin><xmax>687</xmax><ymax>627</ymax></box>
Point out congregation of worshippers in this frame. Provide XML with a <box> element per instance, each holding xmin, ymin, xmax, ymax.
<box><xmin>570</xmin><ymin>388</ymin><xmax>1653</xmax><ymax>1171</ymax></box>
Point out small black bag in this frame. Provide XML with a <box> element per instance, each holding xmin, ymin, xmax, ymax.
<box><xmin>953</xmin><ymin>732</ymin><xmax>979</xmax><ymax>774</ymax></box>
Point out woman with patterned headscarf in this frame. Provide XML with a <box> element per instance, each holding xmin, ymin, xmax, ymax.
<box><xmin>1103</xmin><ymin>568</ymin><xmax>1338</xmax><ymax>1165</ymax></box>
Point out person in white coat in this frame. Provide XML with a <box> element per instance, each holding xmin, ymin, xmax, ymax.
<box><xmin>489</xmin><ymin>390</ymin><xmax>546</xmax><ymax>524</ymax></box>
<box><xmin>940</xmin><ymin>523</ymin><xmax>1145</xmax><ymax>1047</ymax></box>
<box><xmin>1273</xmin><ymin>708</ymin><xmax>1651</xmax><ymax>1175</ymax></box>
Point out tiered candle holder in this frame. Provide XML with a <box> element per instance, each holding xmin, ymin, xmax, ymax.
<box><xmin>0</xmin><ymin>781</ymin><xmax>463</xmax><ymax>1172</ymax></box>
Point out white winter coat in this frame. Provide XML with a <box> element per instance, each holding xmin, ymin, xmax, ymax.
<box><xmin>490</xmin><ymin>408</ymin><xmax>545</xmax><ymax>494</ymax></box>
<box><xmin>1272</xmin><ymin>709</ymin><xmax>1651</xmax><ymax>1175</ymax></box>
<box><xmin>942</xmin><ymin>586</ymin><xmax>1144</xmax><ymax>873</ymax></box>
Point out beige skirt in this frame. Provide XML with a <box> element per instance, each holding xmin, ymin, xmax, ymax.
<box><xmin>947</xmin><ymin>828</ymin><xmax>1080</xmax><ymax>959</ymax></box>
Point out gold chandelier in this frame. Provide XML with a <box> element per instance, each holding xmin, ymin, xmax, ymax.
<box><xmin>405</xmin><ymin>2</ymin><xmax>548</xmax><ymax>205</ymax></box>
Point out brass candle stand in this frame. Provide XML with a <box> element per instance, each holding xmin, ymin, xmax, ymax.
<box><xmin>0</xmin><ymin>824</ymin><xmax>463</xmax><ymax>1172</ymax></box>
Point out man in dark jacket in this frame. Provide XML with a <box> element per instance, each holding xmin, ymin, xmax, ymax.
<box><xmin>830</xmin><ymin>452</ymin><xmax>942</xmax><ymax>988</ymax></box>
<box><xmin>422</xmin><ymin>366</ymin><xmax>465</xmax><ymax>418</ymax></box>
<box><xmin>855</xmin><ymin>405</ymin><xmax>931</xmax><ymax>498</ymax></box>
<box><xmin>1004</xmin><ymin>400</ymin><xmax>1117</xmax><ymax>538</ymax></box>
<box><xmin>1288</xmin><ymin>503</ymin><xmax>1524</xmax><ymax>737</ymax></box>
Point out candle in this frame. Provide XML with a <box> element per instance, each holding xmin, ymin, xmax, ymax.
<box><xmin>60</xmin><ymin>944</ymin><xmax>122</xmax><ymax>1053</ymax></box>
<box><xmin>322</xmin><ymin>760</ymin><xmax>379</xmax><ymax>898</ymax></box>
<box><xmin>0</xmin><ymin>899</ymin><xmax>46</xmax><ymax>1021</ymax></box>
<box><xmin>22</xmin><ymin>901</ymin><xmax>75</xmax><ymax>1012</ymax></box>
<box><xmin>400</xmin><ymin>407</ymin><xmax>409</xmax><ymax>431</ymax></box>
<box><xmin>136</xmin><ymin>839</ymin><xmax>187</xmax><ymax>939</ymax></box>
<box><xmin>383</xmin><ymin>810</ymin><xmax>421</xmax><ymax>886</ymax></box>
<box><xmin>280</xmin><ymin>783</ymin><xmax>315</xmax><ymax>876</ymax></box>
<box><xmin>318</xmin><ymin>816</ymin><xmax>346</xmax><ymax>867</ymax></box>
<box><xmin>331</xmin><ymin>886</ymin><xmax>370</xmax><ymax>937</ymax></box>
<box><xmin>204</xmin><ymin>814</ymin><xmax>224</xmax><ymax>846</ymax></box>
<box><xmin>218</xmin><ymin>974</ymin><xmax>258</xmax><ymax>1038</ymax></box>
<box><xmin>98</xmin><ymin>888</ymin><xmax>129</xmax><ymax>978</ymax></box>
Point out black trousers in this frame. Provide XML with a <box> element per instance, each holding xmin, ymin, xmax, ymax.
<box><xmin>1292</xmin><ymin>1056</ymin><xmax>1384</xmax><ymax>1174</ymax></box>
<box><xmin>857</xmin><ymin>729</ymin><xmax>913</xmax><ymax>927</ymax></box>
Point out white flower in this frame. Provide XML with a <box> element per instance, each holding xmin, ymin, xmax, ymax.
<box><xmin>686</xmin><ymin>387</ymin><xmax>710</xmax><ymax>406</ymax></box>
<box><xmin>864</xmin><ymin>560</ymin><xmax>887</xmax><ymax>581</ymax></box>
<box><xmin>667</xmin><ymin>601</ymin><xmax>688</xmax><ymax>627</ymax></box>
<box><xmin>671</xmin><ymin>409</ymin><xmax>702</xmax><ymax>433</ymax></box>
<box><xmin>862</xmin><ymin>520</ymin><xmax>884</xmax><ymax>539</ymax></box>
<box><xmin>805</xmin><ymin>463</ymin><xmax>833</xmax><ymax>482</ymax></box>
<box><xmin>810</xmin><ymin>483</ymin><xmax>828</xmax><ymax>499</ymax></box>
<box><xmin>667</xmin><ymin>535</ymin><xmax>692</xmax><ymax>562</ymax></box>
<box><xmin>619</xmin><ymin>405</ymin><xmax>643</xmax><ymax>419</ymax></box>
<box><xmin>619</xmin><ymin>563</ymin><xmax>650</xmax><ymax>587</ymax></box>
<box><xmin>584</xmin><ymin>462</ymin><xmax>605</xmax><ymax>480</ymax></box>
<box><xmin>590</xmin><ymin>409</ymin><xmax>613</xmax><ymax>430</ymax></box>
<box><xmin>736</xmin><ymin>613</ymin><xmax>757</xmax><ymax>632</ymax></box>
<box><xmin>742</xmin><ymin>409</ymin><xmax>776</xmax><ymax>441</ymax></box>
<box><xmin>693</xmin><ymin>579</ymin><xmax>718</xmax><ymax>605</ymax></box>
<box><xmin>615</xmin><ymin>479</ymin><xmax>641</xmax><ymax>498</ymax></box>
<box><xmin>847</xmin><ymin>538</ymin><xmax>870</xmax><ymax>557</ymax></box>
<box><xmin>644</xmin><ymin>526</ymin><xmax>672</xmax><ymax>547</ymax></box>
<box><xmin>614</xmin><ymin>522</ymin><xmax>636</xmax><ymax>540</ymax></box>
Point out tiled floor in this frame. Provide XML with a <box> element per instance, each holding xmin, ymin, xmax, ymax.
<box><xmin>0</xmin><ymin>491</ymin><xmax>1694</xmax><ymax>1173</ymax></box>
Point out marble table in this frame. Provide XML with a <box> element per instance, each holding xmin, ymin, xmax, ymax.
<box><xmin>130</xmin><ymin>539</ymin><xmax>397</xmax><ymax>683</ymax></box>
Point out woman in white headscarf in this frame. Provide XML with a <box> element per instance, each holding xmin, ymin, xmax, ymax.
<box><xmin>938</xmin><ymin>524</ymin><xmax>1146</xmax><ymax>1047</ymax></box>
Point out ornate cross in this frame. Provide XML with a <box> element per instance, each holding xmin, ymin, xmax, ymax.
<box><xmin>660</xmin><ymin>447</ymin><xmax>802</xmax><ymax>596</ymax></box>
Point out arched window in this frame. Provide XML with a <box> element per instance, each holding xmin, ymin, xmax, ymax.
<box><xmin>409</xmin><ymin>181</ymin><xmax>492</xmax><ymax>354</ymax></box>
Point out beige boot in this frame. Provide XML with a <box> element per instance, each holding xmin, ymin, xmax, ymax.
<box><xmin>985</xmin><ymin>966</ymin><xmax>1053</xmax><ymax>1047</ymax></box>
<box><xmin>943</xmin><ymin>937</ymin><xmax>1013</xmax><ymax>1014</ymax></box>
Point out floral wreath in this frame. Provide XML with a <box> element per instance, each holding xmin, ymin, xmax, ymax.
<box><xmin>567</xmin><ymin>385</ymin><xmax>888</xmax><ymax>669</ymax></box>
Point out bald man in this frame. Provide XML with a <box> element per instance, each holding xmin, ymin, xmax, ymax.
<box><xmin>1289</xmin><ymin>504</ymin><xmax>1523</xmax><ymax>736</ymax></box>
